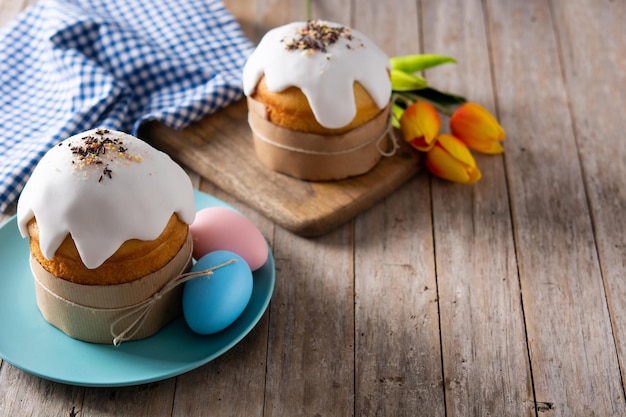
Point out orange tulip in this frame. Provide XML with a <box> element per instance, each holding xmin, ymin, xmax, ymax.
<box><xmin>426</xmin><ymin>134</ymin><xmax>481</xmax><ymax>184</ymax></box>
<box><xmin>399</xmin><ymin>100</ymin><xmax>441</xmax><ymax>152</ymax></box>
<box><xmin>450</xmin><ymin>103</ymin><xmax>505</xmax><ymax>154</ymax></box>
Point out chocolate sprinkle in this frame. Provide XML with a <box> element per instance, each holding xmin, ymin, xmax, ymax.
<box><xmin>69</xmin><ymin>130</ymin><xmax>139</xmax><ymax>182</ymax></box>
<box><xmin>283</xmin><ymin>20</ymin><xmax>357</xmax><ymax>55</ymax></box>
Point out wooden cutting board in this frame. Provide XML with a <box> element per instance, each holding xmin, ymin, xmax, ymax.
<box><xmin>141</xmin><ymin>99</ymin><xmax>421</xmax><ymax>236</ymax></box>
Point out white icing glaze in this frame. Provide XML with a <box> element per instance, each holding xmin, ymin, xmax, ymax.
<box><xmin>17</xmin><ymin>129</ymin><xmax>196</xmax><ymax>269</ymax></box>
<box><xmin>243</xmin><ymin>21</ymin><xmax>391</xmax><ymax>129</ymax></box>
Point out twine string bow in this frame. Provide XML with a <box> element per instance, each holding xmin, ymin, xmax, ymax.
<box><xmin>110</xmin><ymin>258</ymin><xmax>238</xmax><ymax>346</ymax></box>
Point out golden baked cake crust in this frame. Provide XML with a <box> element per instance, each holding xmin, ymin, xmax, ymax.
<box><xmin>252</xmin><ymin>75</ymin><xmax>383</xmax><ymax>135</ymax></box>
<box><xmin>27</xmin><ymin>214</ymin><xmax>188</xmax><ymax>285</ymax></box>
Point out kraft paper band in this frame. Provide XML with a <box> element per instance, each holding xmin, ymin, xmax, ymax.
<box><xmin>247</xmin><ymin>97</ymin><xmax>393</xmax><ymax>181</ymax></box>
<box><xmin>31</xmin><ymin>232</ymin><xmax>193</xmax><ymax>345</ymax></box>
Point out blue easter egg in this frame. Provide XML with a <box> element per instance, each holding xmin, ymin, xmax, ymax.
<box><xmin>183</xmin><ymin>250</ymin><xmax>253</xmax><ymax>335</ymax></box>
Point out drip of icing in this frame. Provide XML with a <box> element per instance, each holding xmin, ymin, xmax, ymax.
<box><xmin>17</xmin><ymin>128</ymin><xmax>196</xmax><ymax>269</ymax></box>
<box><xmin>243</xmin><ymin>20</ymin><xmax>391</xmax><ymax>129</ymax></box>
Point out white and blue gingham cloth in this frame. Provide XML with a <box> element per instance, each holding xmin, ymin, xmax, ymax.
<box><xmin>0</xmin><ymin>0</ymin><xmax>254</xmax><ymax>213</ymax></box>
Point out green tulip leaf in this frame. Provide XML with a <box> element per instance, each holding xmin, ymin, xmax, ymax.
<box><xmin>392</xmin><ymin>87</ymin><xmax>467</xmax><ymax>116</ymax></box>
<box><xmin>390</xmin><ymin>69</ymin><xmax>428</xmax><ymax>91</ymax></box>
<box><xmin>412</xmin><ymin>87</ymin><xmax>467</xmax><ymax>108</ymax></box>
<box><xmin>389</xmin><ymin>54</ymin><xmax>457</xmax><ymax>73</ymax></box>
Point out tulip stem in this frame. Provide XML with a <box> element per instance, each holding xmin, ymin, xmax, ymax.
<box><xmin>305</xmin><ymin>0</ymin><xmax>312</xmax><ymax>20</ymax></box>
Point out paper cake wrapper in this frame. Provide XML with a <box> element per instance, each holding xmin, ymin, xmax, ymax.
<box><xmin>247</xmin><ymin>97</ymin><xmax>391</xmax><ymax>181</ymax></box>
<box><xmin>30</xmin><ymin>232</ymin><xmax>193</xmax><ymax>344</ymax></box>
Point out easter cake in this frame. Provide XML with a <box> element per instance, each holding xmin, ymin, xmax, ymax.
<box><xmin>17</xmin><ymin>128</ymin><xmax>196</xmax><ymax>344</ymax></box>
<box><xmin>243</xmin><ymin>20</ymin><xmax>392</xmax><ymax>180</ymax></box>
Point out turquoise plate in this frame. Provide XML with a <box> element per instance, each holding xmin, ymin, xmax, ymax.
<box><xmin>0</xmin><ymin>191</ymin><xmax>274</xmax><ymax>387</ymax></box>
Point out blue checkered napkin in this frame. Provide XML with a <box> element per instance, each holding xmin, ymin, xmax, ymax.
<box><xmin>0</xmin><ymin>0</ymin><xmax>254</xmax><ymax>213</ymax></box>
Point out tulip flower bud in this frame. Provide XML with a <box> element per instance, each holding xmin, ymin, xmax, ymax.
<box><xmin>450</xmin><ymin>103</ymin><xmax>505</xmax><ymax>154</ymax></box>
<box><xmin>399</xmin><ymin>101</ymin><xmax>441</xmax><ymax>152</ymax></box>
<box><xmin>426</xmin><ymin>134</ymin><xmax>481</xmax><ymax>184</ymax></box>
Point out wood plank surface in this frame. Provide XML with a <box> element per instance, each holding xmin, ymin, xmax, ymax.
<box><xmin>550</xmin><ymin>0</ymin><xmax>626</xmax><ymax>392</ymax></box>
<box><xmin>423</xmin><ymin>0</ymin><xmax>534</xmax><ymax>416</ymax></box>
<box><xmin>487</xmin><ymin>0</ymin><xmax>626</xmax><ymax>415</ymax></box>
<box><xmin>1</xmin><ymin>0</ymin><xmax>625</xmax><ymax>416</ymax></box>
<box><xmin>352</xmin><ymin>1</ymin><xmax>445</xmax><ymax>416</ymax></box>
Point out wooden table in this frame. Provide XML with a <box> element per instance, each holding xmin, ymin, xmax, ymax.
<box><xmin>1</xmin><ymin>0</ymin><xmax>625</xmax><ymax>416</ymax></box>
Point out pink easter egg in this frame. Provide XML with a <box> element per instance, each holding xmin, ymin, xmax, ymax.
<box><xmin>190</xmin><ymin>207</ymin><xmax>268</xmax><ymax>271</ymax></box>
